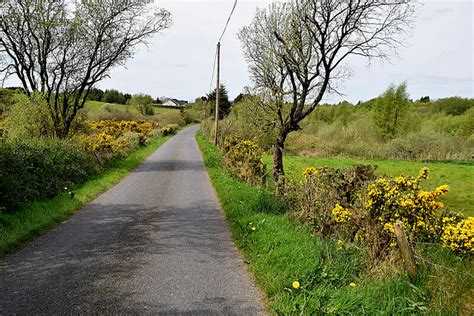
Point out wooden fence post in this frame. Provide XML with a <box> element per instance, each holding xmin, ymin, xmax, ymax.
<box><xmin>394</xmin><ymin>220</ymin><xmax>417</xmax><ymax>280</ymax></box>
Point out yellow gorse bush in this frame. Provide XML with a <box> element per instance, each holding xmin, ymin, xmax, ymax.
<box><xmin>332</xmin><ymin>203</ymin><xmax>352</xmax><ymax>223</ymax></box>
<box><xmin>89</xmin><ymin>120</ymin><xmax>156</xmax><ymax>137</ymax></box>
<box><xmin>223</xmin><ymin>135</ymin><xmax>266</xmax><ymax>185</ymax></box>
<box><xmin>364</xmin><ymin>167</ymin><xmax>450</xmax><ymax>243</ymax></box>
<box><xmin>76</xmin><ymin>120</ymin><xmax>163</xmax><ymax>164</ymax></box>
<box><xmin>441</xmin><ymin>217</ymin><xmax>474</xmax><ymax>254</ymax></box>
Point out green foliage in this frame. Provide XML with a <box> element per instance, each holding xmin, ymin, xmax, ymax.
<box><xmin>285</xmin><ymin>165</ymin><xmax>376</xmax><ymax>236</ymax></box>
<box><xmin>223</xmin><ymin>135</ymin><xmax>266</xmax><ymax>185</ymax></box>
<box><xmin>86</xmin><ymin>87</ymin><xmax>104</xmax><ymax>101</ymax></box>
<box><xmin>160</xmin><ymin>124</ymin><xmax>179</xmax><ymax>136</ymax></box>
<box><xmin>431</xmin><ymin>97</ymin><xmax>474</xmax><ymax>115</ymax></box>
<box><xmin>129</xmin><ymin>93</ymin><xmax>155</xmax><ymax>116</ymax></box>
<box><xmin>152</xmin><ymin>109</ymin><xmax>186</xmax><ymax>127</ymax></box>
<box><xmin>373</xmin><ymin>82</ymin><xmax>411</xmax><ymax>140</ymax></box>
<box><xmin>196</xmin><ymin>133</ymin><xmax>473</xmax><ymax>314</ymax></box>
<box><xmin>3</xmin><ymin>93</ymin><xmax>55</xmax><ymax>140</ymax></box>
<box><xmin>0</xmin><ymin>88</ymin><xmax>18</xmax><ymax>117</ymax></box>
<box><xmin>206</xmin><ymin>84</ymin><xmax>232</xmax><ymax>118</ymax></box>
<box><xmin>0</xmin><ymin>135</ymin><xmax>170</xmax><ymax>256</ymax></box>
<box><xmin>101</xmin><ymin>89</ymin><xmax>128</xmax><ymax>104</ymax></box>
<box><xmin>0</xmin><ymin>138</ymin><xmax>98</xmax><ymax>212</ymax></box>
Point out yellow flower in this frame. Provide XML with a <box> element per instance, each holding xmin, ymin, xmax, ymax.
<box><xmin>337</xmin><ymin>239</ymin><xmax>344</xmax><ymax>251</ymax></box>
<box><xmin>302</xmin><ymin>167</ymin><xmax>318</xmax><ymax>178</ymax></box>
<box><xmin>349</xmin><ymin>282</ymin><xmax>356</xmax><ymax>287</ymax></box>
<box><xmin>418</xmin><ymin>167</ymin><xmax>430</xmax><ymax>180</ymax></box>
<box><xmin>292</xmin><ymin>281</ymin><xmax>300</xmax><ymax>289</ymax></box>
<box><xmin>251</xmin><ymin>226</ymin><xmax>256</xmax><ymax>231</ymax></box>
<box><xmin>332</xmin><ymin>204</ymin><xmax>352</xmax><ymax>223</ymax></box>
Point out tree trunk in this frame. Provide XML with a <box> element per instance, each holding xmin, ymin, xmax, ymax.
<box><xmin>273</xmin><ymin>132</ymin><xmax>287</xmax><ymax>193</ymax></box>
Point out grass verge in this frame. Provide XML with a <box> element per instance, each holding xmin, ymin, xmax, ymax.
<box><xmin>197</xmin><ymin>132</ymin><xmax>473</xmax><ymax>314</ymax></box>
<box><xmin>0</xmin><ymin>135</ymin><xmax>171</xmax><ymax>257</ymax></box>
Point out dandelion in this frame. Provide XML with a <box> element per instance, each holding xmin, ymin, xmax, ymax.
<box><xmin>349</xmin><ymin>282</ymin><xmax>356</xmax><ymax>287</ymax></box>
<box><xmin>292</xmin><ymin>281</ymin><xmax>300</xmax><ymax>289</ymax></box>
<box><xmin>251</xmin><ymin>226</ymin><xmax>256</xmax><ymax>231</ymax></box>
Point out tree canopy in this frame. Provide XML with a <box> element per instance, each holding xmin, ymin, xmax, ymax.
<box><xmin>0</xmin><ymin>0</ymin><xmax>171</xmax><ymax>137</ymax></box>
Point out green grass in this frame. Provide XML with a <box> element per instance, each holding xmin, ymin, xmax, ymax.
<box><xmin>84</xmin><ymin>100</ymin><xmax>180</xmax><ymax>118</ymax></box>
<box><xmin>197</xmin><ymin>133</ymin><xmax>473</xmax><ymax>314</ymax></box>
<box><xmin>263</xmin><ymin>155</ymin><xmax>474</xmax><ymax>216</ymax></box>
<box><xmin>0</xmin><ymin>135</ymin><xmax>171</xmax><ymax>256</ymax></box>
<box><xmin>84</xmin><ymin>100</ymin><xmax>139</xmax><ymax>114</ymax></box>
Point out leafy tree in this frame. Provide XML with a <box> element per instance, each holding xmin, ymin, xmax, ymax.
<box><xmin>233</xmin><ymin>93</ymin><xmax>246</xmax><ymax>104</ymax></box>
<box><xmin>102</xmin><ymin>89</ymin><xmax>126</xmax><ymax>104</ymax></box>
<box><xmin>373</xmin><ymin>83</ymin><xmax>411</xmax><ymax>140</ymax></box>
<box><xmin>130</xmin><ymin>93</ymin><xmax>154</xmax><ymax>116</ymax></box>
<box><xmin>239</xmin><ymin>0</ymin><xmax>415</xmax><ymax>185</ymax></box>
<box><xmin>419</xmin><ymin>96</ymin><xmax>430</xmax><ymax>103</ymax></box>
<box><xmin>431</xmin><ymin>97</ymin><xmax>474</xmax><ymax>116</ymax></box>
<box><xmin>0</xmin><ymin>0</ymin><xmax>171</xmax><ymax>137</ymax></box>
<box><xmin>155</xmin><ymin>97</ymin><xmax>163</xmax><ymax>104</ymax></box>
<box><xmin>123</xmin><ymin>93</ymin><xmax>132</xmax><ymax>104</ymax></box>
<box><xmin>207</xmin><ymin>84</ymin><xmax>231</xmax><ymax>119</ymax></box>
<box><xmin>87</xmin><ymin>88</ymin><xmax>104</xmax><ymax>101</ymax></box>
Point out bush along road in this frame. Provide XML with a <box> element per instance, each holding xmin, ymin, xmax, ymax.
<box><xmin>0</xmin><ymin>125</ymin><xmax>266</xmax><ymax>315</ymax></box>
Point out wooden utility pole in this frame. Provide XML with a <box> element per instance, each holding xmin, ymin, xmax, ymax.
<box><xmin>213</xmin><ymin>42</ymin><xmax>221</xmax><ymax>146</ymax></box>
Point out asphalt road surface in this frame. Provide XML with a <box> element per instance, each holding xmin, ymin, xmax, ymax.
<box><xmin>0</xmin><ymin>125</ymin><xmax>266</xmax><ymax>315</ymax></box>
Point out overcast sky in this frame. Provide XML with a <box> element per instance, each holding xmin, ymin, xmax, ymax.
<box><xmin>8</xmin><ymin>0</ymin><xmax>473</xmax><ymax>103</ymax></box>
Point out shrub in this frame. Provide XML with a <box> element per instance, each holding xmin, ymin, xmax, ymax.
<box><xmin>160</xmin><ymin>124</ymin><xmax>179</xmax><ymax>136</ymax></box>
<box><xmin>79</xmin><ymin>120</ymin><xmax>158</xmax><ymax>163</ymax></box>
<box><xmin>441</xmin><ymin>217</ymin><xmax>473</xmax><ymax>254</ymax></box>
<box><xmin>0</xmin><ymin>138</ymin><xmax>98</xmax><ymax>211</ymax></box>
<box><xmin>3</xmin><ymin>93</ymin><xmax>54</xmax><ymax>140</ymax></box>
<box><xmin>129</xmin><ymin>93</ymin><xmax>155</xmax><ymax>116</ymax></box>
<box><xmin>223</xmin><ymin>135</ymin><xmax>266</xmax><ymax>185</ymax></box>
<box><xmin>285</xmin><ymin>165</ymin><xmax>376</xmax><ymax>236</ymax></box>
<box><xmin>152</xmin><ymin>110</ymin><xmax>186</xmax><ymax>127</ymax></box>
<box><xmin>183</xmin><ymin>108</ymin><xmax>201</xmax><ymax>124</ymax></box>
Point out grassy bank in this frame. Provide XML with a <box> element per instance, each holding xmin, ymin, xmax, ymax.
<box><xmin>85</xmin><ymin>100</ymin><xmax>180</xmax><ymax>117</ymax></box>
<box><xmin>197</xmin><ymin>133</ymin><xmax>472</xmax><ymax>314</ymax></box>
<box><xmin>263</xmin><ymin>155</ymin><xmax>474</xmax><ymax>216</ymax></box>
<box><xmin>0</xmin><ymin>135</ymin><xmax>171</xmax><ymax>256</ymax></box>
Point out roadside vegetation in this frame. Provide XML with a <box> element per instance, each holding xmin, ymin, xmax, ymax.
<box><xmin>197</xmin><ymin>133</ymin><xmax>473</xmax><ymax>314</ymax></box>
<box><xmin>0</xmin><ymin>88</ymin><xmax>198</xmax><ymax>255</ymax></box>
<box><xmin>200</xmin><ymin>88</ymin><xmax>473</xmax><ymax>312</ymax></box>
<box><xmin>197</xmin><ymin>2</ymin><xmax>472</xmax><ymax>311</ymax></box>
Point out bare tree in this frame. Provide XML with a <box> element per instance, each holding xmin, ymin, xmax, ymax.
<box><xmin>0</xmin><ymin>0</ymin><xmax>171</xmax><ymax>137</ymax></box>
<box><xmin>239</xmin><ymin>0</ymin><xmax>415</xmax><ymax>186</ymax></box>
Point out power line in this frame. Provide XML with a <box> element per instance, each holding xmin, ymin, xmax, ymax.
<box><xmin>208</xmin><ymin>47</ymin><xmax>217</xmax><ymax>93</ymax></box>
<box><xmin>208</xmin><ymin>0</ymin><xmax>238</xmax><ymax>93</ymax></box>
<box><xmin>218</xmin><ymin>0</ymin><xmax>238</xmax><ymax>43</ymax></box>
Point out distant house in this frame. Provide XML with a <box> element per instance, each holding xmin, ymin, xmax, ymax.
<box><xmin>161</xmin><ymin>98</ymin><xmax>188</xmax><ymax>107</ymax></box>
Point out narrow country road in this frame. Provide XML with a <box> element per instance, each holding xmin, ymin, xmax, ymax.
<box><xmin>0</xmin><ymin>125</ymin><xmax>266</xmax><ymax>315</ymax></box>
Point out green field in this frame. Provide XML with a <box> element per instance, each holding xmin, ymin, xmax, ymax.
<box><xmin>264</xmin><ymin>155</ymin><xmax>473</xmax><ymax>216</ymax></box>
<box><xmin>84</xmin><ymin>100</ymin><xmax>180</xmax><ymax>118</ymax></box>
